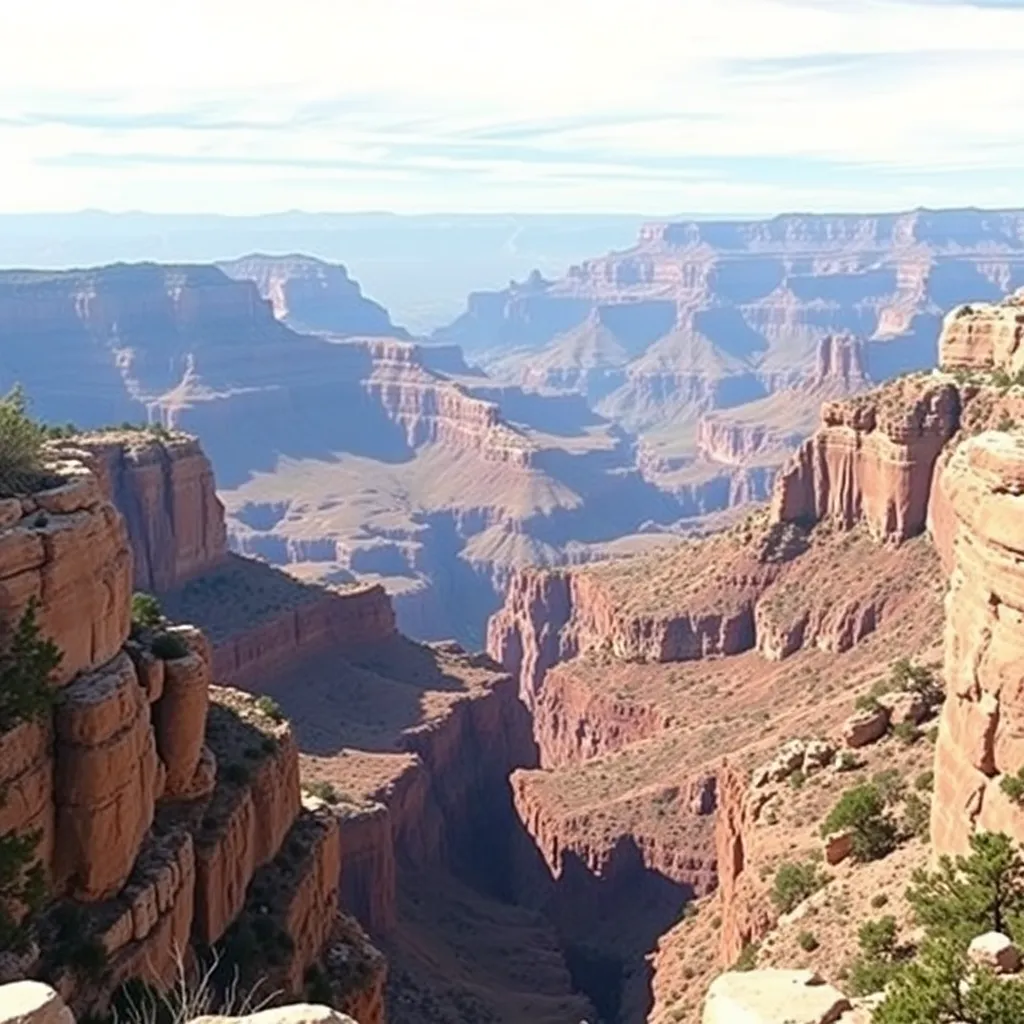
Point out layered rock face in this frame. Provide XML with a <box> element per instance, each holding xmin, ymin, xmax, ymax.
<box><xmin>929</xmin><ymin>430</ymin><xmax>1024</xmax><ymax>855</ymax></box>
<box><xmin>939</xmin><ymin>289</ymin><xmax>1024</xmax><ymax>374</ymax></box>
<box><xmin>770</xmin><ymin>376</ymin><xmax>961</xmax><ymax>542</ymax></box>
<box><xmin>0</xmin><ymin>452</ymin><xmax>384</xmax><ymax>1022</ymax></box>
<box><xmin>219</xmin><ymin>254</ymin><xmax>408</xmax><ymax>339</ymax></box>
<box><xmin>50</xmin><ymin>433</ymin><xmax>227</xmax><ymax>591</ymax></box>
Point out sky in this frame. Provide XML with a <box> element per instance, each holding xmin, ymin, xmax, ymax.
<box><xmin>2</xmin><ymin>0</ymin><xmax>1024</xmax><ymax>216</ymax></box>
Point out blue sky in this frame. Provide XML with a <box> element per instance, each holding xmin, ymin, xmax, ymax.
<box><xmin>2</xmin><ymin>0</ymin><xmax>1024</xmax><ymax>215</ymax></box>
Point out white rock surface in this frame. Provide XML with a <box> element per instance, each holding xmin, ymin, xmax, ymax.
<box><xmin>0</xmin><ymin>983</ymin><xmax>75</xmax><ymax>1024</ymax></box>
<box><xmin>703</xmin><ymin>969</ymin><xmax>851</xmax><ymax>1024</ymax></box>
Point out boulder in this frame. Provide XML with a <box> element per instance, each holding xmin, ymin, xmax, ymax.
<box><xmin>825</xmin><ymin>831</ymin><xmax>854</xmax><ymax>866</ymax></box>
<box><xmin>189</xmin><ymin>1008</ymin><xmax>358</xmax><ymax>1024</ymax></box>
<box><xmin>0</xmin><ymin>982</ymin><xmax>74</xmax><ymax>1024</ymax></box>
<box><xmin>968</xmin><ymin>932</ymin><xmax>1021</xmax><ymax>975</ymax></box>
<box><xmin>878</xmin><ymin>690</ymin><xmax>929</xmax><ymax>726</ymax></box>
<box><xmin>842</xmin><ymin>706</ymin><xmax>890</xmax><ymax>748</ymax></box>
<box><xmin>703</xmin><ymin>969</ymin><xmax>851</xmax><ymax>1024</ymax></box>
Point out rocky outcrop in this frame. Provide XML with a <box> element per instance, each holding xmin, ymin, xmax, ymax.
<box><xmin>0</xmin><ymin>449</ymin><xmax>384</xmax><ymax>1020</ymax></box>
<box><xmin>220</xmin><ymin>253</ymin><xmax>407</xmax><ymax>340</ymax></box>
<box><xmin>0</xmin><ymin>469</ymin><xmax>132</xmax><ymax>686</ymax></box>
<box><xmin>702</xmin><ymin>970</ymin><xmax>851</xmax><ymax>1024</ymax></box>
<box><xmin>51</xmin><ymin>433</ymin><xmax>228</xmax><ymax>592</ymax></box>
<box><xmin>207</xmin><ymin>580</ymin><xmax>396</xmax><ymax>688</ymax></box>
<box><xmin>939</xmin><ymin>290</ymin><xmax>1024</xmax><ymax>374</ymax></box>
<box><xmin>770</xmin><ymin>376</ymin><xmax>961</xmax><ymax>542</ymax></box>
<box><xmin>930</xmin><ymin>430</ymin><xmax>1024</xmax><ymax>855</ymax></box>
<box><xmin>361</xmin><ymin>340</ymin><xmax>533</xmax><ymax>467</ymax></box>
<box><xmin>0</xmin><ymin>983</ymin><xmax>361</xmax><ymax>1024</ymax></box>
<box><xmin>53</xmin><ymin>652</ymin><xmax>164</xmax><ymax>901</ymax></box>
<box><xmin>716</xmin><ymin>763</ymin><xmax>774</xmax><ymax>965</ymax></box>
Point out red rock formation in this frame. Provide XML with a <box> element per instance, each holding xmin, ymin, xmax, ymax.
<box><xmin>770</xmin><ymin>376</ymin><xmax>961</xmax><ymax>542</ymax></box>
<box><xmin>930</xmin><ymin>430</ymin><xmax>1024</xmax><ymax>855</ymax></box>
<box><xmin>52</xmin><ymin>434</ymin><xmax>228</xmax><ymax>592</ymax></box>
<box><xmin>939</xmin><ymin>290</ymin><xmax>1024</xmax><ymax>373</ymax></box>
<box><xmin>715</xmin><ymin>763</ymin><xmax>774</xmax><ymax>965</ymax></box>
<box><xmin>209</xmin><ymin>580</ymin><xmax>396</xmax><ymax>688</ymax></box>
<box><xmin>219</xmin><ymin>253</ymin><xmax>407</xmax><ymax>340</ymax></box>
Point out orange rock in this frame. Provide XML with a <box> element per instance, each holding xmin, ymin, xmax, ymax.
<box><xmin>53</xmin><ymin>652</ymin><xmax>162</xmax><ymax>901</ymax></box>
<box><xmin>52</xmin><ymin>434</ymin><xmax>228</xmax><ymax>592</ymax></box>
<box><xmin>842</xmin><ymin>706</ymin><xmax>890</xmax><ymax>748</ymax></box>
<box><xmin>153</xmin><ymin>639</ymin><xmax>211</xmax><ymax>799</ymax></box>
<box><xmin>939</xmin><ymin>292</ymin><xmax>1024</xmax><ymax>374</ymax></box>
<box><xmin>770</xmin><ymin>377</ymin><xmax>960</xmax><ymax>543</ymax></box>
<box><xmin>931</xmin><ymin>431</ymin><xmax>1024</xmax><ymax>856</ymax></box>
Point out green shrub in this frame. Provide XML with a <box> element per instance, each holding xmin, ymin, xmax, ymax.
<box><xmin>893</xmin><ymin>721</ymin><xmax>921</xmax><ymax>746</ymax></box>
<box><xmin>797</xmin><ymin>931</ymin><xmax>819</xmax><ymax>952</ymax></box>
<box><xmin>772</xmin><ymin>860</ymin><xmax>827</xmax><ymax>914</ymax></box>
<box><xmin>0</xmin><ymin>598</ymin><xmax>61</xmax><ymax>733</ymax></box>
<box><xmin>789</xmin><ymin>768</ymin><xmax>806</xmax><ymax>790</ymax></box>
<box><xmin>871</xmin><ymin>893</ymin><xmax>890</xmax><ymax>909</ymax></box>
<box><xmin>0</xmin><ymin>830</ymin><xmax>47</xmax><ymax>952</ymax></box>
<box><xmin>854</xmin><ymin>694</ymin><xmax>883</xmax><ymax>713</ymax></box>
<box><xmin>902</xmin><ymin>792</ymin><xmax>930</xmax><ymax>841</ymax></box>
<box><xmin>821</xmin><ymin>784</ymin><xmax>898</xmax><ymax>862</ymax></box>
<box><xmin>915</xmin><ymin>771</ymin><xmax>935</xmax><ymax>792</ymax></box>
<box><xmin>255</xmin><ymin>695</ymin><xmax>284</xmax><ymax>724</ymax></box>
<box><xmin>305</xmin><ymin>780</ymin><xmax>340</xmax><ymax>805</ymax></box>
<box><xmin>131</xmin><ymin>591</ymin><xmax>164</xmax><ymax>632</ymax></box>
<box><xmin>150</xmin><ymin>631</ymin><xmax>189</xmax><ymax>661</ymax></box>
<box><xmin>305</xmin><ymin>964</ymin><xmax>333</xmax><ymax>1005</ymax></box>
<box><xmin>733</xmin><ymin>943</ymin><xmax>758</xmax><ymax>971</ymax></box>
<box><xmin>0</xmin><ymin>385</ymin><xmax>49</xmax><ymax>497</ymax></box>
<box><xmin>872</xmin><ymin>770</ymin><xmax>906</xmax><ymax>806</ymax></box>
<box><xmin>1000</xmin><ymin>768</ymin><xmax>1024</xmax><ymax>807</ymax></box>
<box><xmin>847</xmin><ymin>916</ymin><xmax>901</xmax><ymax>997</ymax></box>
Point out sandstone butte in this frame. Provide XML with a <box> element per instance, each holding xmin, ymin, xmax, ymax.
<box><xmin>8</xmin><ymin>288</ymin><xmax>1024</xmax><ymax>1024</ymax></box>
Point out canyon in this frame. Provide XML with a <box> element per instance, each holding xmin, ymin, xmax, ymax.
<box><xmin>2</xmin><ymin>209</ymin><xmax>1024</xmax><ymax>653</ymax></box>
<box><xmin>6</xmin><ymin>235</ymin><xmax>1024</xmax><ymax>1023</ymax></box>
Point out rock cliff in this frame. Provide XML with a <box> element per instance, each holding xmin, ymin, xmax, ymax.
<box><xmin>49</xmin><ymin>432</ymin><xmax>227</xmax><ymax>592</ymax></box>
<box><xmin>929</xmin><ymin>430</ymin><xmax>1024</xmax><ymax>856</ymax></box>
<box><xmin>219</xmin><ymin>254</ymin><xmax>408</xmax><ymax>340</ymax></box>
<box><xmin>938</xmin><ymin>289</ymin><xmax>1024</xmax><ymax>374</ymax></box>
<box><xmin>770</xmin><ymin>376</ymin><xmax>961</xmax><ymax>542</ymax></box>
<box><xmin>0</xmin><ymin>451</ymin><xmax>384</xmax><ymax>1023</ymax></box>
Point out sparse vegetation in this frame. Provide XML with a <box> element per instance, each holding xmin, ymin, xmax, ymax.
<box><xmin>255</xmin><ymin>695</ymin><xmax>284</xmax><ymax>723</ymax></box>
<box><xmin>915</xmin><ymin>770</ymin><xmax>934</xmax><ymax>792</ymax></box>
<box><xmin>771</xmin><ymin>860</ymin><xmax>828</xmax><ymax>914</ymax></box>
<box><xmin>304</xmin><ymin>780</ymin><xmax>340</xmax><ymax>805</ymax></box>
<box><xmin>892</xmin><ymin>720</ymin><xmax>920</xmax><ymax>745</ymax></box>
<box><xmin>733</xmin><ymin>942</ymin><xmax>759</xmax><ymax>971</ymax></box>
<box><xmin>821</xmin><ymin>783</ymin><xmax>898</xmax><ymax>862</ymax></box>
<box><xmin>0</xmin><ymin>598</ymin><xmax>62</xmax><ymax>733</ymax></box>
<box><xmin>847</xmin><ymin>916</ymin><xmax>902</xmax><ymax>997</ymax></box>
<box><xmin>0</xmin><ymin>385</ymin><xmax>53</xmax><ymax>497</ymax></box>
<box><xmin>131</xmin><ymin>591</ymin><xmax>164</xmax><ymax>632</ymax></box>
<box><xmin>901</xmin><ymin>792</ymin><xmax>930</xmax><ymax>841</ymax></box>
<box><xmin>150</xmin><ymin>631</ymin><xmax>190</xmax><ymax>661</ymax></box>
<box><xmin>797</xmin><ymin>930</ymin><xmax>819</xmax><ymax>952</ymax></box>
<box><xmin>1000</xmin><ymin>767</ymin><xmax>1024</xmax><ymax>806</ymax></box>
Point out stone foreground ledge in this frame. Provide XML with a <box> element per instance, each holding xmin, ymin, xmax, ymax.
<box><xmin>0</xmin><ymin>983</ymin><xmax>359</xmax><ymax>1024</ymax></box>
<box><xmin>702</xmin><ymin>969</ymin><xmax>851</xmax><ymax>1024</ymax></box>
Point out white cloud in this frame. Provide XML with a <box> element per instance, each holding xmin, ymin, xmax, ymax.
<box><xmin>2</xmin><ymin>0</ymin><xmax>1024</xmax><ymax>212</ymax></box>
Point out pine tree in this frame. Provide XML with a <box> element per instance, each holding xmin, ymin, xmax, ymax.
<box><xmin>874</xmin><ymin>937</ymin><xmax>1024</xmax><ymax>1024</ymax></box>
<box><xmin>907</xmin><ymin>832</ymin><xmax>1024</xmax><ymax>947</ymax></box>
<box><xmin>0</xmin><ymin>598</ymin><xmax>62</xmax><ymax>733</ymax></box>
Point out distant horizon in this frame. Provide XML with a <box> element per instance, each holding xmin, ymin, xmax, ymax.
<box><xmin>3</xmin><ymin>203</ymin><xmax>1024</xmax><ymax>222</ymax></box>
